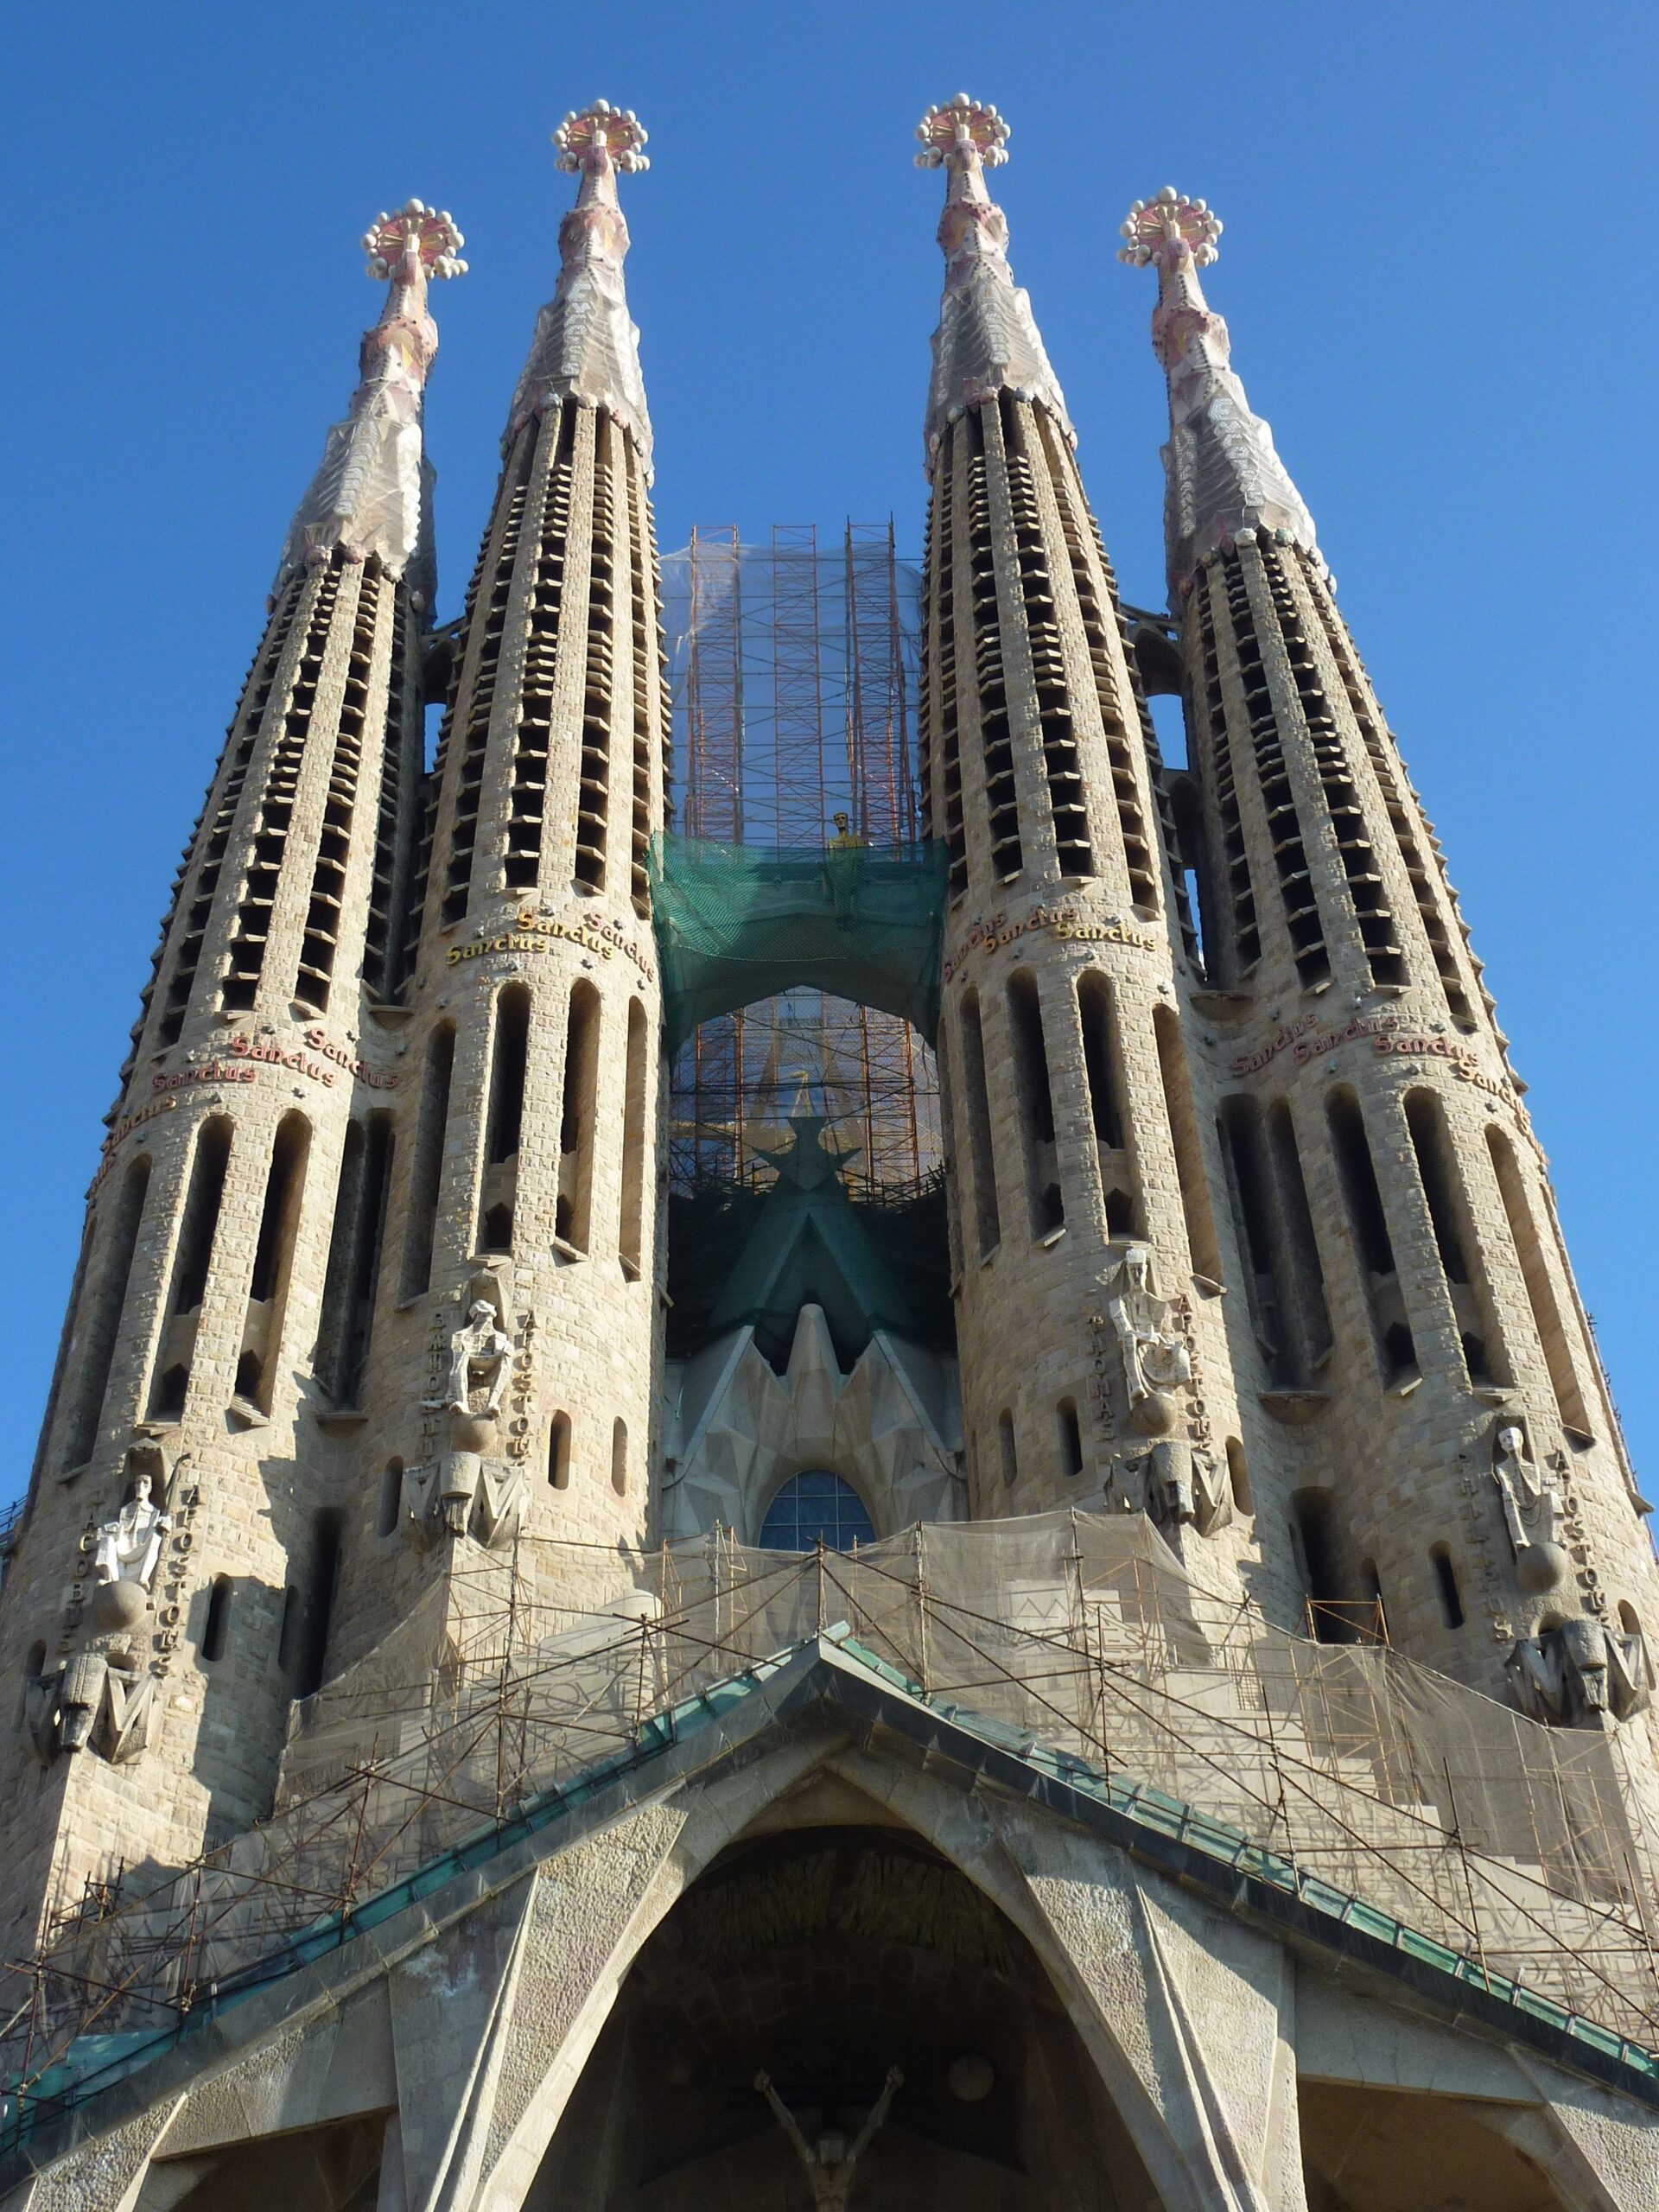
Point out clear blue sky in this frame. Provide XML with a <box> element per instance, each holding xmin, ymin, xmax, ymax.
<box><xmin>2</xmin><ymin>2</ymin><xmax>1655</xmax><ymax>1501</ymax></box>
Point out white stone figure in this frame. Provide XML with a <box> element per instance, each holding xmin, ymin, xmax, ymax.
<box><xmin>92</xmin><ymin>1471</ymin><xmax>169</xmax><ymax>1592</ymax></box>
<box><xmin>753</xmin><ymin>2068</ymin><xmax>902</xmax><ymax>2211</ymax></box>
<box><xmin>1103</xmin><ymin>1246</ymin><xmax>1192</xmax><ymax>1430</ymax></box>
<box><xmin>1491</xmin><ymin>1422</ymin><xmax>1567</xmax><ymax>1592</ymax></box>
<box><xmin>428</xmin><ymin>1300</ymin><xmax>513</xmax><ymax>1420</ymax></box>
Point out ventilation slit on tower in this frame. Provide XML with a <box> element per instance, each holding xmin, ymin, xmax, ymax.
<box><xmin>575</xmin><ymin>414</ymin><xmax>618</xmax><ymax>893</ymax></box>
<box><xmin>221</xmin><ymin>565</ymin><xmax>344</xmax><ymax>1014</ymax></box>
<box><xmin>1221</xmin><ymin>552</ymin><xmax>1328</xmax><ymax>988</ymax></box>
<box><xmin>557</xmin><ymin>981</ymin><xmax>601</xmax><ymax>1254</ymax></box>
<box><xmin>1260</xmin><ymin>543</ymin><xmax>1405</xmax><ymax>991</ymax></box>
<box><xmin>624</xmin><ymin>457</ymin><xmax>657</xmax><ymax>912</ymax></box>
<box><xmin>1000</xmin><ymin>397</ymin><xmax>1093</xmax><ymax>879</ymax></box>
<box><xmin>1153</xmin><ymin>1003</ymin><xmax>1221</xmax><ymax>1281</ymax></box>
<box><xmin>963</xmin><ymin>413</ymin><xmax>1021</xmax><ymax>878</ymax></box>
<box><xmin>1034</xmin><ymin>411</ymin><xmax>1157</xmax><ymax>911</ymax></box>
<box><xmin>1077</xmin><ymin>971</ymin><xmax>1140</xmax><ymax>1237</ymax></box>
<box><xmin>147</xmin><ymin>582</ymin><xmax>304</xmax><ymax>1057</ymax></box>
<box><xmin>1193</xmin><ymin>569</ymin><xmax>1259</xmax><ymax>980</ymax></box>
<box><xmin>315</xmin><ymin>1113</ymin><xmax>394</xmax><ymax>1407</ymax></box>
<box><xmin>619</xmin><ymin>997</ymin><xmax>648</xmax><ymax>1282</ymax></box>
<box><xmin>1303</xmin><ymin>557</ymin><xmax>1478</xmax><ymax>1027</ymax></box>
<box><xmin>399</xmin><ymin>1023</ymin><xmax>454</xmax><ymax>1299</ymax></box>
<box><xmin>1007</xmin><ymin>969</ymin><xmax>1063</xmax><ymax>1236</ymax></box>
<box><xmin>296</xmin><ymin>563</ymin><xmax>381</xmax><ymax>1016</ymax></box>
<box><xmin>147</xmin><ymin>1116</ymin><xmax>233</xmax><ymax>1421</ymax></box>
<box><xmin>1403</xmin><ymin>1090</ymin><xmax>1510</xmax><ymax>1387</ymax></box>
<box><xmin>441</xmin><ymin>429</ymin><xmax>537</xmax><ymax>925</ymax></box>
<box><xmin>478</xmin><ymin>983</ymin><xmax>531</xmax><ymax>1254</ymax></box>
<box><xmin>58</xmin><ymin>1154</ymin><xmax>151</xmax><ymax>1473</ymax></box>
<box><xmin>1486</xmin><ymin>1124</ymin><xmax>1592</xmax><ymax>1436</ymax></box>
<box><xmin>920</xmin><ymin>450</ymin><xmax>967</xmax><ymax>895</ymax></box>
<box><xmin>1325</xmin><ymin>1086</ymin><xmax>1415</xmax><ymax>1386</ymax></box>
<box><xmin>505</xmin><ymin>405</ymin><xmax>575</xmax><ymax>893</ymax></box>
<box><xmin>957</xmin><ymin>989</ymin><xmax>1001</xmax><ymax>1258</ymax></box>
<box><xmin>238</xmin><ymin>1111</ymin><xmax>310</xmax><ymax>1411</ymax></box>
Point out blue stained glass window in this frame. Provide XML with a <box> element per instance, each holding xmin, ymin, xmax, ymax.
<box><xmin>757</xmin><ymin>1471</ymin><xmax>875</xmax><ymax>1553</ymax></box>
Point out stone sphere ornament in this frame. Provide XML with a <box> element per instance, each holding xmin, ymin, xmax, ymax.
<box><xmin>947</xmin><ymin>2053</ymin><xmax>995</xmax><ymax>2102</ymax></box>
<box><xmin>1516</xmin><ymin>1540</ymin><xmax>1571</xmax><ymax>1595</ymax></box>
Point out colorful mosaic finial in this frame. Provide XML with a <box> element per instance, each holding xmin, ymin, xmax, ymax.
<box><xmin>554</xmin><ymin>101</ymin><xmax>651</xmax><ymax>176</ymax></box>
<box><xmin>360</xmin><ymin>200</ymin><xmax>467</xmax><ymax>283</ymax></box>
<box><xmin>1117</xmin><ymin>187</ymin><xmax>1222</xmax><ymax>270</ymax></box>
<box><xmin>914</xmin><ymin>92</ymin><xmax>1009</xmax><ymax>171</ymax></box>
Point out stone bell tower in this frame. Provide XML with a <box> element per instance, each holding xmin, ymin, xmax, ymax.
<box><xmin>321</xmin><ymin>99</ymin><xmax>671</xmax><ymax>1661</ymax></box>
<box><xmin>0</xmin><ymin>203</ymin><xmax>465</xmax><ymax>1952</ymax></box>
<box><xmin>1118</xmin><ymin>188</ymin><xmax>1658</xmax><ymax>1714</ymax></box>
<box><xmin>914</xmin><ymin>99</ymin><xmax>1248</xmax><ymax>1559</ymax></box>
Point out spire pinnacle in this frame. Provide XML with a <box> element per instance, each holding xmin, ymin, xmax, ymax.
<box><xmin>1118</xmin><ymin>187</ymin><xmax>1319</xmax><ymax>595</ymax></box>
<box><xmin>914</xmin><ymin>93</ymin><xmax>1072</xmax><ymax>472</ymax></box>
<box><xmin>277</xmin><ymin>201</ymin><xmax>465</xmax><ymax>590</ymax></box>
<box><xmin>507</xmin><ymin>101</ymin><xmax>654</xmax><ymax>474</ymax></box>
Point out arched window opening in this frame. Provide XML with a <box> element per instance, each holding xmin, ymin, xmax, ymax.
<box><xmin>1292</xmin><ymin>1490</ymin><xmax>1347</xmax><ymax>1643</ymax></box>
<box><xmin>1007</xmin><ymin>971</ymin><xmax>1062</xmax><ymax>1236</ymax></box>
<box><xmin>1153</xmin><ymin>1004</ymin><xmax>1220</xmax><ymax>1281</ymax></box>
<box><xmin>1432</xmin><ymin>1544</ymin><xmax>1465</xmax><ymax>1630</ymax></box>
<box><xmin>289</xmin><ymin>1510</ymin><xmax>342</xmax><ymax>1700</ymax></box>
<box><xmin>1225</xmin><ymin>1438</ymin><xmax>1253</xmax><ymax>1515</ymax></box>
<box><xmin>1486</xmin><ymin>1126</ymin><xmax>1592</xmax><ymax>1438</ymax></box>
<box><xmin>619</xmin><ymin>999</ymin><xmax>649</xmax><ymax>1281</ymax></box>
<box><xmin>1057</xmin><ymin>1398</ymin><xmax>1084</xmax><ymax>1478</ymax></box>
<box><xmin>1326</xmin><ymin>1088</ymin><xmax>1416</xmax><ymax>1387</ymax></box>
<box><xmin>201</xmin><ymin>1575</ymin><xmax>232</xmax><ymax>1664</ymax></box>
<box><xmin>399</xmin><ymin>1022</ymin><xmax>454</xmax><ymax>1298</ymax></box>
<box><xmin>548</xmin><ymin>1412</ymin><xmax>571</xmax><ymax>1491</ymax></box>
<box><xmin>147</xmin><ymin>1117</ymin><xmax>233</xmax><ymax>1422</ymax></box>
<box><xmin>479</xmin><ymin>983</ymin><xmax>531</xmax><ymax>1254</ymax></box>
<box><xmin>998</xmin><ymin>1410</ymin><xmax>1019</xmax><ymax>1491</ymax></box>
<box><xmin>376</xmin><ymin>1459</ymin><xmax>404</xmax><ymax>1541</ymax></box>
<box><xmin>1268</xmin><ymin>1099</ymin><xmax>1333</xmax><ymax>1374</ymax></box>
<box><xmin>611</xmin><ymin>1418</ymin><xmax>629</xmax><ymax>1498</ymax></box>
<box><xmin>276</xmin><ymin>1586</ymin><xmax>301</xmax><ymax>1675</ymax></box>
<box><xmin>758</xmin><ymin>1471</ymin><xmax>874</xmax><ymax>1553</ymax></box>
<box><xmin>1078</xmin><ymin>971</ymin><xmax>1141</xmax><ymax>1238</ymax></box>
<box><xmin>957</xmin><ymin>991</ymin><xmax>1001</xmax><ymax>1258</ymax></box>
<box><xmin>238</xmin><ymin>1112</ymin><xmax>310</xmax><ymax>1410</ymax></box>
<box><xmin>558</xmin><ymin>982</ymin><xmax>601</xmax><ymax>1254</ymax></box>
<box><xmin>60</xmin><ymin>1154</ymin><xmax>151</xmax><ymax>1473</ymax></box>
<box><xmin>1619</xmin><ymin>1601</ymin><xmax>1643</xmax><ymax>1639</ymax></box>
<box><xmin>1219</xmin><ymin>1095</ymin><xmax>1295</xmax><ymax>1386</ymax></box>
<box><xmin>1404</xmin><ymin>1091</ymin><xmax>1509</xmax><ymax>1387</ymax></box>
<box><xmin>315</xmin><ymin>1113</ymin><xmax>395</xmax><ymax>1408</ymax></box>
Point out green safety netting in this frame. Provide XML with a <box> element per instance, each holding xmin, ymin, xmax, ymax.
<box><xmin>648</xmin><ymin>835</ymin><xmax>950</xmax><ymax>1054</ymax></box>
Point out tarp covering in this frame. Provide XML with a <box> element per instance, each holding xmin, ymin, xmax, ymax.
<box><xmin>648</xmin><ymin>835</ymin><xmax>949</xmax><ymax>1053</ymax></box>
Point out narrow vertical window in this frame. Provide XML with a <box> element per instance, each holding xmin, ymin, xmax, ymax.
<box><xmin>60</xmin><ymin>1155</ymin><xmax>151</xmax><ymax>1471</ymax></box>
<box><xmin>201</xmin><ymin>1575</ymin><xmax>232</xmax><ymax>1663</ymax></box>
<box><xmin>1326</xmin><ymin>1087</ymin><xmax>1415</xmax><ymax>1384</ymax></box>
<box><xmin>957</xmin><ymin>991</ymin><xmax>1000</xmax><ymax>1258</ymax></box>
<box><xmin>1431</xmin><ymin>1545</ymin><xmax>1465</xmax><ymax>1630</ymax></box>
<box><xmin>1267</xmin><ymin>1101</ymin><xmax>1333</xmax><ymax>1373</ymax></box>
<box><xmin>1058</xmin><ymin>1399</ymin><xmax>1084</xmax><ymax>1478</ymax></box>
<box><xmin>1404</xmin><ymin>1090</ymin><xmax>1509</xmax><ymax>1386</ymax></box>
<box><xmin>1486</xmin><ymin>1126</ymin><xmax>1589</xmax><ymax>1433</ymax></box>
<box><xmin>238</xmin><ymin>1112</ymin><xmax>309</xmax><ymax>1410</ymax></box>
<box><xmin>998</xmin><ymin>1409</ymin><xmax>1019</xmax><ymax>1491</ymax></box>
<box><xmin>1153</xmin><ymin>1004</ymin><xmax>1220</xmax><ymax>1280</ymax></box>
<box><xmin>548</xmin><ymin>1411</ymin><xmax>571</xmax><ymax>1490</ymax></box>
<box><xmin>291</xmin><ymin>1510</ymin><xmax>342</xmax><ymax>1699</ymax></box>
<box><xmin>1224</xmin><ymin>1438</ymin><xmax>1253</xmax><ymax>1514</ymax></box>
<box><xmin>1219</xmin><ymin>1096</ymin><xmax>1300</xmax><ymax>1386</ymax></box>
<box><xmin>316</xmin><ymin>1114</ymin><xmax>395</xmax><ymax>1407</ymax></box>
<box><xmin>611</xmin><ymin>1417</ymin><xmax>628</xmax><ymax>1498</ymax></box>
<box><xmin>1079</xmin><ymin>972</ymin><xmax>1139</xmax><ymax>1236</ymax></box>
<box><xmin>376</xmin><ymin>1459</ymin><xmax>403</xmax><ymax>1540</ymax></box>
<box><xmin>1292</xmin><ymin>1491</ymin><xmax>1343</xmax><ymax>1642</ymax></box>
<box><xmin>619</xmin><ymin>998</ymin><xmax>648</xmax><ymax>1281</ymax></box>
<box><xmin>148</xmin><ymin>1117</ymin><xmax>232</xmax><ymax>1421</ymax></box>
<box><xmin>399</xmin><ymin>1022</ymin><xmax>454</xmax><ymax>1299</ymax></box>
<box><xmin>479</xmin><ymin>983</ymin><xmax>531</xmax><ymax>1253</ymax></box>
<box><xmin>1007</xmin><ymin>970</ymin><xmax>1062</xmax><ymax>1236</ymax></box>
<box><xmin>558</xmin><ymin>982</ymin><xmax>601</xmax><ymax>1253</ymax></box>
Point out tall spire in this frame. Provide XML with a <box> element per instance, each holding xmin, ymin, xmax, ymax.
<box><xmin>278</xmin><ymin>200</ymin><xmax>466</xmax><ymax>589</ymax></box>
<box><xmin>507</xmin><ymin>99</ymin><xmax>653</xmax><ymax>474</ymax></box>
<box><xmin>915</xmin><ymin>92</ymin><xmax>1072</xmax><ymax>472</ymax></box>
<box><xmin>1119</xmin><ymin>188</ymin><xmax>1318</xmax><ymax>597</ymax></box>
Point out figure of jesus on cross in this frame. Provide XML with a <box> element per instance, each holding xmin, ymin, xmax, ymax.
<box><xmin>753</xmin><ymin>2067</ymin><xmax>903</xmax><ymax>2209</ymax></box>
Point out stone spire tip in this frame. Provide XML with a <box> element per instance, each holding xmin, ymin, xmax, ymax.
<box><xmin>1117</xmin><ymin>187</ymin><xmax>1221</xmax><ymax>270</ymax></box>
<box><xmin>360</xmin><ymin>200</ymin><xmax>467</xmax><ymax>283</ymax></box>
<box><xmin>913</xmin><ymin>93</ymin><xmax>1009</xmax><ymax>172</ymax></box>
<box><xmin>553</xmin><ymin>101</ymin><xmax>651</xmax><ymax>177</ymax></box>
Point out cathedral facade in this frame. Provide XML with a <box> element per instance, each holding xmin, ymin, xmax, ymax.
<box><xmin>1</xmin><ymin>97</ymin><xmax>1656</xmax><ymax>2210</ymax></box>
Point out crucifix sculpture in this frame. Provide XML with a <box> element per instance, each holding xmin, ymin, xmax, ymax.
<box><xmin>753</xmin><ymin>2068</ymin><xmax>903</xmax><ymax>2209</ymax></box>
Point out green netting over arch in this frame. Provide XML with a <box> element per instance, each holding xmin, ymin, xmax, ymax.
<box><xmin>648</xmin><ymin>835</ymin><xmax>950</xmax><ymax>1053</ymax></box>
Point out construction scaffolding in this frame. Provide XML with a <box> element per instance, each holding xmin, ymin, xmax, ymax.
<box><xmin>661</xmin><ymin>524</ymin><xmax>938</xmax><ymax>1196</ymax></box>
<box><xmin>7</xmin><ymin>1513</ymin><xmax>1659</xmax><ymax>2147</ymax></box>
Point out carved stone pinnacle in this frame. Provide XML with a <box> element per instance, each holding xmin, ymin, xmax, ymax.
<box><xmin>1117</xmin><ymin>187</ymin><xmax>1223</xmax><ymax>270</ymax></box>
<box><xmin>359</xmin><ymin>200</ymin><xmax>467</xmax><ymax>282</ymax></box>
<box><xmin>554</xmin><ymin>100</ymin><xmax>651</xmax><ymax>175</ymax></box>
<box><xmin>913</xmin><ymin>92</ymin><xmax>1010</xmax><ymax>171</ymax></box>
